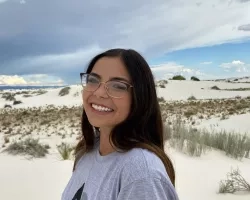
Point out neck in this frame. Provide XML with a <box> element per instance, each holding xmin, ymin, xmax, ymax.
<box><xmin>99</xmin><ymin>127</ymin><xmax>115</xmax><ymax>156</ymax></box>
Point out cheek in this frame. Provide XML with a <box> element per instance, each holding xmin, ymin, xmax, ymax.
<box><xmin>114</xmin><ymin>96</ymin><xmax>131</xmax><ymax>117</ymax></box>
<box><xmin>82</xmin><ymin>90</ymin><xmax>90</xmax><ymax>106</ymax></box>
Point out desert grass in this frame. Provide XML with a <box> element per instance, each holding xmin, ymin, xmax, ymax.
<box><xmin>165</xmin><ymin>118</ymin><xmax>250</xmax><ymax>159</ymax></box>
<box><xmin>3</xmin><ymin>137</ymin><xmax>50</xmax><ymax>158</ymax></box>
<box><xmin>57</xmin><ymin>142</ymin><xmax>74</xmax><ymax>160</ymax></box>
<box><xmin>159</xmin><ymin>96</ymin><xmax>250</xmax><ymax>124</ymax></box>
<box><xmin>32</xmin><ymin>89</ymin><xmax>47</xmax><ymax>96</ymax></box>
<box><xmin>224</xmin><ymin>87</ymin><xmax>250</xmax><ymax>91</ymax></box>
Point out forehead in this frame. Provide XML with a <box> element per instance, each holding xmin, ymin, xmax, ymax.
<box><xmin>91</xmin><ymin>57</ymin><xmax>131</xmax><ymax>81</ymax></box>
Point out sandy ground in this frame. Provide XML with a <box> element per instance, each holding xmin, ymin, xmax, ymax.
<box><xmin>0</xmin><ymin>80</ymin><xmax>250</xmax><ymax>199</ymax></box>
<box><xmin>157</xmin><ymin>80</ymin><xmax>250</xmax><ymax>101</ymax></box>
<box><xmin>196</xmin><ymin>113</ymin><xmax>250</xmax><ymax>136</ymax></box>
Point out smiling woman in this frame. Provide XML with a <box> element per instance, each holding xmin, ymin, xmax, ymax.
<box><xmin>61</xmin><ymin>48</ymin><xmax>179</xmax><ymax>200</ymax></box>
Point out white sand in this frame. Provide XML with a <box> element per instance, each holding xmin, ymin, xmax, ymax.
<box><xmin>0</xmin><ymin>85</ymin><xmax>82</xmax><ymax>109</ymax></box>
<box><xmin>157</xmin><ymin>80</ymin><xmax>250</xmax><ymax>101</ymax></box>
<box><xmin>171</xmin><ymin>149</ymin><xmax>250</xmax><ymax>200</ymax></box>
<box><xmin>0</xmin><ymin>154</ymin><xmax>72</xmax><ymax>200</ymax></box>
<box><xmin>1</xmin><ymin>80</ymin><xmax>250</xmax><ymax>199</ymax></box>
<box><xmin>196</xmin><ymin>113</ymin><xmax>250</xmax><ymax>136</ymax></box>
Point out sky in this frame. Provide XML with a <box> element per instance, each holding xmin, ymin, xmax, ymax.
<box><xmin>0</xmin><ymin>0</ymin><xmax>250</xmax><ymax>86</ymax></box>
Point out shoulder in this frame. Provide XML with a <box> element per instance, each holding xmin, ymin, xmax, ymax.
<box><xmin>118</xmin><ymin>148</ymin><xmax>172</xmax><ymax>187</ymax></box>
<box><xmin>117</xmin><ymin>148</ymin><xmax>178</xmax><ymax>199</ymax></box>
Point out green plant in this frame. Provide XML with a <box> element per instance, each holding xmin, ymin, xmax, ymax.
<box><xmin>211</xmin><ymin>85</ymin><xmax>220</xmax><ymax>90</ymax></box>
<box><xmin>191</xmin><ymin>76</ymin><xmax>200</xmax><ymax>81</ymax></box>
<box><xmin>57</xmin><ymin>142</ymin><xmax>74</xmax><ymax>160</ymax></box>
<box><xmin>13</xmin><ymin>100</ymin><xmax>22</xmax><ymax>105</ymax></box>
<box><xmin>157</xmin><ymin>97</ymin><xmax>165</xmax><ymax>103</ymax></box>
<box><xmin>187</xmin><ymin>95</ymin><xmax>197</xmax><ymax>100</ymax></box>
<box><xmin>184</xmin><ymin>109</ymin><xmax>197</xmax><ymax>118</ymax></box>
<box><xmin>59</xmin><ymin>87</ymin><xmax>71</xmax><ymax>96</ymax></box>
<box><xmin>172</xmin><ymin>75</ymin><xmax>186</xmax><ymax>80</ymax></box>
<box><xmin>2</xmin><ymin>93</ymin><xmax>16</xmax><ymax>101</ymax></box>
<box><xmin>168</xmin><ymin>118</ymin><xmax>250</xmax><ymax>159</ymax></box>
<box><xmin>4</xmin><ymin>136</ymin><xmax>10</xmax><ymax>143</ymax></box>
<box><xmin>35</xmin><ymin>90</ymin><xmax>47</xmax><ymax>95</ymax></box>
<box><xmin>3</xmin><ymin>138</ymin><xmax>49</xmax><ymax>158</ymax></box>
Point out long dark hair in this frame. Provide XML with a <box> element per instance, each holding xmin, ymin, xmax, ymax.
<box><xmin>73</xmin><ymin>48</ymin><xmax>176</xmax><ymax>186</ymax></box>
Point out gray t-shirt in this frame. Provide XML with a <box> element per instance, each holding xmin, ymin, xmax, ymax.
<box><xmin>61</xmin><ymin>139</ymin><xmax>179</xmax><ymax>200</ymax></box>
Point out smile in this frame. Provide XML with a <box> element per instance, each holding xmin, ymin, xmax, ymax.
<box><xmin>91</xmin><ymin>103</ymin><xmax>113</xmax><ymax>112</ymax></box>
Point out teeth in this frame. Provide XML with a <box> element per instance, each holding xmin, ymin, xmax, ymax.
<box><xmin>91</xmin><ymin>104</ymin><xmax>113</xmax><ymax>112</ymax></box>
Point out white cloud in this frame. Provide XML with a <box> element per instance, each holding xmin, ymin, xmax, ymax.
<box><xmin>0</xmin><ymin>75</ymin><xmax>27</xmax><ymax>85</ymax></box>
<box><xmin>109</xmin><ymin>0</ymin><xmax>250</xmax><ymax>54</ymax></box>
<box><xmin>238</xmin><ymin>24</ymin><xmax>250</xmax><ymax>31</ymax></box>
<box><xmin>150</xmin><ymin>62</ymin><xmax>205</xmax><ymax>80</ymax></box>
<box><xmin>2</xmin><ymin>0</ymin><xmax>250</xmax><ymax>74</ymax></box>
<box><xmin>0</xmin><ymin>0</ymin><xmax>8</xmax><ymax>4</ymax></box>
<box><xmin>1</xmin><ymin>0</ymin><xmax>250</xmax><ymax>82</ymax></box>
<box><xmin>200</xmin><ymin>61</ymin><xmax>213</xmax><ymax>65</ymax></box>
<box><xmin>5</xmin><ymin>45</ymin><xmax>103</xmax><ymax>74</ymax></box>
<box><xmin>220</xmin><ymin>60</ymin><xmax>249</xmax><ymax>72</ymax></box>
<box><xmin>20</xmin><ymin>0</ymin><xmax>26</xmax><ymax>4</ymax></box>
<box><xmin>0</xmin><ymin>74</ymin><xmax>66</xmax><ymax>86</ymax></box>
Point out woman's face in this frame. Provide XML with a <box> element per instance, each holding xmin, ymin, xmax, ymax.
<box><xmin>82</xmin><ymin>57</ymin><xmax>132</xmax><ymax>131</ymax></box>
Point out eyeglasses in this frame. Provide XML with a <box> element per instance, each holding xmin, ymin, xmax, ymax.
<box><xmin>80</xmin><ymin>73</ymin><xmax>133</xmax><ymax>98</ymax></box>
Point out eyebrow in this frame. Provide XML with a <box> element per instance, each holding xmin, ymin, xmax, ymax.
<box><xmin>90</xmin><ymin>72</ymin><xmax>131</xmax><ymax>83</ymax></box>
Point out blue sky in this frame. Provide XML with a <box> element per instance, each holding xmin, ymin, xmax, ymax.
<box><xmin>0</xmin><ymin>0</ymin><xmax>250</xmax><ymax>86</ymax></box>
<box><xmin>150</xmin><ymin>40</ymin><xmax>250</xmax><ymax>80</ymax></box>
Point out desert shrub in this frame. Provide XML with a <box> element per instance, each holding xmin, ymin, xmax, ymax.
<box><xmin>157</xmin><ymin>80</ymin><xmax>168</xmax><ymax>88</ymax></box>
<box><xmin>184</xmin><ymin>109</ymin><xmax>197</xmax><ymax>118</ymax></box>
<box><xmin>2</xmin><ymin>93</ymin><xmax>16</xmax><ymax>101</ymax></box>
<box><xmin>219</xmin><ymin>168</ymin><xmax>250</xmax><ymax>194</ymax></box>
<box><xmin>235</xmin><ymin>102</ymin><xmax>248</xmax><ymax>110</ymax></box>
<box><xmin>40</xmin><ymin>119</ymin><xmax>50</xmax><ymax>125</ymax></box>
<box><xmin>13</xmin><ymin>100</ymin><xmax>22</xmax><ymax>105</ymax></box>
<box><xmin>157</xmin><ymin>97</ymin><xmax>165</xmax><ymax>103</ymax></box>
<box><xmin>4</xmin><ymin>136</ymin><xmax>10</xmax><ymax>143</ymax></box>
<box><xmin>235</xmin><ymin>95</ymin><xmax>241</xmax><ymax>99</ymax></box>
<box><xmin>34</xmin><ymin>90</ymin><xmax>47</xmax><ymax>95</ymax></box>
<box><xmin>59</xmin><ymin>87</ymin><xmax>71</xmax><ymax>96</ymax></box>
<box><xmin>211</xmin><ymin>85</ymin><xmax>220</xmax><ymax>90</ymax></box>
<box><xmin>57</xmin><ymin>142</ymin><xmax>74</xmax><ymax>160</ymax></box>
<box><xmin>3</xmin><ymin>138</ymin><xmax>49</xmax><ymax>158</ymax></box>
<box><xmin>191</xmin><ymin>76</ymin><xmax>200</xmax><ymax>81</ymax></box>
<box><xmin>172</xmin><ymin>75</ymin><xmax>186</xmax><ymax>80</ymax></box>
<box><xmin>4</xmin><ymin>104</ymin><xmax>12</xmax><ymax>108</ymax></box>
<box><xmin>187</xmin><ymin>95</ymin><xmax>197</xmax><ymax>100</ymax></box>
<box><xmin>23</xmin><ymin>94</ymin><xmax>32</xmax><ymax>98</ymax></box>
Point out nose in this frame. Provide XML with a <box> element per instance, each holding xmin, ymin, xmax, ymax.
<box><xmin>93</xmin><ymin>82</ymin><xmax>109</xmax><ymax>98</ymax></box>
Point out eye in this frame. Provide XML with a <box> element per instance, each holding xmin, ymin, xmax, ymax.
<box><xmin>109</xmin><ymin>81</ymin><xmax>127</xmax><ymax>91</ymax></box>
<box><xmin>87</xmin><ymin>75</ymin><xmax>99</xmax><ymax>84</ymax></box>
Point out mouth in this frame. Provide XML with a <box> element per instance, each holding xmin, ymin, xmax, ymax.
<box><xmin>90</xmin><ymin>103</ymin><xmax>114</xmax><ymax>113</ymax></box>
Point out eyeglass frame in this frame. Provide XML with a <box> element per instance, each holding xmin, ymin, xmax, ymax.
<box><xmin>80</xmin><ymin>72</ymin><xmax>133</xmax><ymax>98</ymax></box>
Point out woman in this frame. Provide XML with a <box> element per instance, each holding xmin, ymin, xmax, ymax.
<box><xmin>62</xmin><ymin>48</ymin><xmax>179</xmax><ymax>200</ymax></box>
